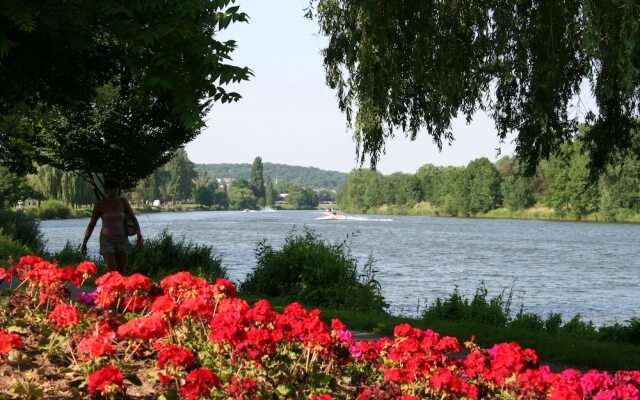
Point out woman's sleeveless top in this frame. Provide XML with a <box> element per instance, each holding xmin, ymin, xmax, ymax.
<box><xmin>101</xmin><ymin>209</ymin><xmax>126</xmax><ymax>241</ymax></box>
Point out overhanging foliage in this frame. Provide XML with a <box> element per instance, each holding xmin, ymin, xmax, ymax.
<box><xmin>308</xmin><ymin>0</ymin><xmax>640</xmax><ymax>177</ymax></box>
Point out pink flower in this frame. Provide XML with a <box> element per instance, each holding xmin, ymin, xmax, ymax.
<box><xmin>77</xmin><ymin>291</ymin><xmax>98</xmax><ymax>305</ymax></box>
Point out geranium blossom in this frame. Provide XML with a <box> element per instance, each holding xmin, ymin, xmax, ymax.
<box><xmin>49</xmin><ymin>302</ymin><xmax>81</xmax><ymax>329</ymax></box>
<box><xmin>117</xmin><ymin>314</ymin><xmax>167</xmax><ymax>341</ymax></box>
<box><xmin>4</xmin><ymin>257</ymin><xmax>640</xmax><ymax>399</ymax></box>
<box><xmin>87</xmin><ymin>365</ymin><xmax>124</xmax><ymax>395</ymax></box>
<box><xmin>0</xmin><ymin>330</ymin><xmax>23</xmax><ymax>355</ymax></box>
<box><xmin>179</xmin><ymin>368</ymin><xmax>220</xmax><ymax>400</ymax></box>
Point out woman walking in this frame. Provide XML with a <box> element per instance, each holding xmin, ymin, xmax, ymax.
<box><xmin>81</xmin><ymin>177</ymin><xmax>143</xmax><ymax>273</ymax></box>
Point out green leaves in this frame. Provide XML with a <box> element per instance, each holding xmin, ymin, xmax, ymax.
<box><xmin>311</xmin><ymin>0</ymin><xmax>640</xmax><ymax>177</ymax></box>
<box><xmin>1</xmin><ymin>0</ymin><xmax>251</xmax><ymax>191</ymax></box>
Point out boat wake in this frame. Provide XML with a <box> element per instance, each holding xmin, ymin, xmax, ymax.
<box><xmin>315</xmin><ymin>211</ymin><xmax>392</xmax><ymax>222</ymax></box>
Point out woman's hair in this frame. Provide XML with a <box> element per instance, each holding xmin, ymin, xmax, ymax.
<box><xmin>104</xmin><ymin>177</ymin><xmax>121</xmax><ymax>190</ymax></box>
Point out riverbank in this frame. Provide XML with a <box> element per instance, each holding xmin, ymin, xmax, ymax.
<box><xmin>346</xmin><ymin>201</ymin><xmax>640</xmax><ymax>224</ymax></box>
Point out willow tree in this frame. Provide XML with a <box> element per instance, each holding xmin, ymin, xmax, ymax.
<box><xmin>0</xmin><ymin>0</ymin><xmax>251</xmax><ymax>195</ymax></box>
<box><xmin>307</xmin><ymin>0</ymin><xmax>639</xmax><ymax>177</ymax></box>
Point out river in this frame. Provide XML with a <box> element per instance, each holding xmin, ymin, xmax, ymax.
<box><xmin>39</xmin><ymin>210</ymin><xmax>640</xmax><ymax>326</ymax></box>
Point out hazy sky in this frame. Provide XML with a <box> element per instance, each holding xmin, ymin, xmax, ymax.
<box><xmin>186</xmin><ymin>0</ymin><xmax>517</xmax><ymax>175</ymax></box>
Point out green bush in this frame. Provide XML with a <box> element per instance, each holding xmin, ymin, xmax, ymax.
<box><xmin>0</xmin><ymin>209</ymin><xmax>45</xmax><ymax>253</ymax></box>
<box><xmin>423</xmin><ymin>283</ymin><xmax>511</xmax><ymax>326</ymax></box>
<box><xmin>0</xmin><ymin>232</ymin><xmax>31</xmax><ymax>265</ymax></box>
<box><xmin>26</xmin><ymin>200</ymin><xmax>71</xmax><ymax>220</ymax></box>
<box><xmin>128</xmin><ymin>230</ymin><xmax>226</xmax><ymax>283</ymax></box>
<box><xmin>49</xmin><ymin>241</ymin><xmax>88</xmax><ymax>266</ymax></box>
<box><xmin>561</xmin><ymin>315</ymin><xmax>598</xmax><ymax>339</ymax></box>
<box><xmin>240</xmin><ymin>229</ymin><xmax>388</xmax><ymax>312</ymax></box>
<box><xmin>599</xmin><ymin>318</ymin><xmax>640</xmax><ymax>345</ymax></box>
<box><xmin>510</xmin><ymin>309</ymin><xmax>546</xmax><ymax>332</ymax></box>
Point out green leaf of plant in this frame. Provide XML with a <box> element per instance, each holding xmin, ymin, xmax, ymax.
<box><xmin>276</xmin><ymin>384</ymin><xmax>292</xmax><ymax>396</ymax></box>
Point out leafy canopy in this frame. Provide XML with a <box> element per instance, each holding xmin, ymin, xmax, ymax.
<box><xmin>0</xmin><ymin>0</ymin><xmax>251</xmax><ymax>192</ymax></box>
<box><xmin>307</xmin><ymin>0</ymin><xmax>640</xmax><ymax>177</ymax></box>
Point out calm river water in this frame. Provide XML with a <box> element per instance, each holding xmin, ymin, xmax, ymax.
<box><xmin>40</xmin><ymin>210</ymin><xmax>640</xmax><ymax>326</ymax></box>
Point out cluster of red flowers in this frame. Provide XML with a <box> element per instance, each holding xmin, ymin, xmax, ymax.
<box><xmin>87</xmin><ymin>365</ymin><xmax>124</xmax><ymax>396</ymax></box>
<box><xmin>2</xmin><ymin>255</ymin><xmax>640</xmax><ymax>399</ymax></box>
<box><xmin>0</xmin><ymin>329</ymin><xmax>23</xmax><ymax>357</ymax></box>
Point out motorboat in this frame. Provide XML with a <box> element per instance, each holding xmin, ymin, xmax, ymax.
<box><xmin>317</xmin><ymin>209</ymin><xmax>347</xmax><ymax>220</ymax></box>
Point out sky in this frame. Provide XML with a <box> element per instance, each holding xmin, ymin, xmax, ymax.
<box><xmin>186</xmin><ymin>0</ymin><xmax>517</xmax><ymax>175</ymax></box>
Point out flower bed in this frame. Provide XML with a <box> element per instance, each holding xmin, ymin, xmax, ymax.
<box><xmin>0</xmin><ymin>255</ymin><xmax>639</xmax><ymax>399</ymax></box>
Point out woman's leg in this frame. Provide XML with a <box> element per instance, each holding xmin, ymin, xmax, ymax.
<box><xmin>115</xmin><ymin>251</ymin><xmax>128</xmax><ymax>274</ymax></box>
<box><xmin>103</xmin><ymin>252</ymin><xmax>118</xmax><ymax>272</ymax></box>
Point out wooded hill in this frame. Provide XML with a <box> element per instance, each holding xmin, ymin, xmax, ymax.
<box><xmin>195</xmin><ymin>163</ymin><xmax>347</xmax><ymax>190</ymax></box>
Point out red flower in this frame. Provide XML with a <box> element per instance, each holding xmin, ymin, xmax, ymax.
<box><xmin>581</xmin><ymin>370</ymin><xmax>613</xmax><ymax>395</ymax></box>
<box><xmin>226</xmin><ymin>376</ymin><xmax>256</xmax><ymax>396</ymax></box>
<box><xmin>76</xmin><ymin>261</ymin><xmax>97</xmax><ymax>276</ymax></box>
<box><xmin>123</xmin><ymin>273</ymin><xmax>152</xmax><ymax>292</ymax></box>
<box><xmin>152</xmin><ymin>295</ymin><xmax>177</xmax><ymax>315</ymax></box>
<box><xmin>384</xmin><ymin>367</ymin><xmax>415</xmax><ymax>383</ymax></box>
<box><xmin>393</xmin><ymin>323</ymin><xmax>415</xmax><ymax>338</ymax></box>
<box><xmin>61</xmin><ymin>265</ymin><xmax>82</xmax><ymax>287</ymax></box>
<box><xmin>249</xmin><ymin>299</ymin><xmax>276</xmax><ymax>325</ymax></box>
<box><xmin>117</xmin><ymin>314</ymin><xmax>167</xmax><ymax>341</ymax></box>
<box><xmin>331</xmin><ymin>318</ymin><xmax>347</xmax><ymax>331</ymax></box>
<box><xmin>0</xmin><ymin>267</ymin><xmax>9</xmax><ymax>282</ymax></box>
<box><xmin>49</xmin><ymin>302</ymin><xmax>81</xmax><ymax>328</ymax></box>
<box><xmin>87</xmin><ymin>365</ymin><xmax>124</xmax><ymax>395</ymax></box>
<box><xmin>76</xmin><ymin>331</ymin><xmax>116</xmax><ymax>358</ymax></box>
<box><xmin>0</xmin><ymin>330</ymin><xmax>23</xmax><ymax>355</ymax></box>
<box><xmin>310</xmin><ymin>395</ymin><xmax>334</xmax><ymax>400</ymax></box>
<box><xmin>214</xmin><ymin>277</ymin><xmax>237</xmax><ymax>298</ymax></box>
<box><xmin>157</xmin><ymin>344</ymin><xmax>195</xmax><ymax>370</ymax></box>
<box><xmin>179</xmin><ymin>368</ymin><xmax>220</xmax><ymax>400</ymax></box>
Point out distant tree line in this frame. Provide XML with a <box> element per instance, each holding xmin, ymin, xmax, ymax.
<box><xmin>338</xmin><ymin>135</ymin><xmax>640</xmax><ymax>221</ymax></box>
<box><xmin>1</xmin><ymin>152</ymin><xmax>322</xmax><ymax>211</ymax></box>
<box><xmin>196</xmin><ymin>163</ymin><xmax>347</xmax><ymax>190</ymax></box>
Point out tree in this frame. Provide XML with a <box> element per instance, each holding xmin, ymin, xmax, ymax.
<box><xmin>1</xmin><ymin>0</ymin><xmax>251</xmax><ymax>193</ymax></box>
<box><xmin>465</xmin><ymin>158</ymin><xmax>502</xmax><ymax>214</ymax></box>
<box><xmin>26</xmin><ymin>165</ymin><xmax>95</xmax><ymax>206</ymax></box>
<box><xmin>0</xmin><ymin>166</ymin><xmax>32</xmax><ymax>208</ymax></box>
<box><xmin>434</xmin><ymin>167</ymin><xmax>467</xmax><ymax>216</ymax></box>
<box><xmin>165</xmin><ymin>149</ymin><xmax>196</xmax><ymax>202</ymax></box>
<box><xmin>228</xmin><ymin>186</ymin><xmax>257</xmax><ymax>210</ymax></box>
<box><xmin>249</xmin><ymin>157</ymin><xmax>266</xmax><ymax>207</ymax></box>
<box><xmin>543</xmin><ymin>143</ymin><xmax>599</xmax><ymax>217</ymax></box>
<box><xmin>308</xmin><ymin>0</ymin><xmax>640</xmax><ymax>177</ymax></box>
<box><xmin>195</xmin><ymin>186</ymin><xmax>215</xmax><ymax>207</ymax></box>
<box><xmin>287</xmin><ymin>186</ymin><xmax>320</xmax><ymax>209</ymax></box>
<box><xmin>265</xmin><ymin>176</ymin><xmax>276</xmax><ymax>206</ymax></box>
<box><xmin>501</xmin><ymin>176</ymin><xmax>535</xmax><ymax>211</ymax></box>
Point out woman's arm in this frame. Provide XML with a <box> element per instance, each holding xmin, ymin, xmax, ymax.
<box><xmin>81</xmin><ymin>204</ymin><xmax>100</xmax><ymax>255</ymax></box>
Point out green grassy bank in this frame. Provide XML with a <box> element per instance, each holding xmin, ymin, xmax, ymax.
<box><xmin>350</xmin><ymin>201</ymin><xmax>640</xmax><ymax>223</ymax></box>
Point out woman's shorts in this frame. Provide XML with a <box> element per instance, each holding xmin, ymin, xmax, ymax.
<box><xmin>99</xmin><ymin>236</ymin><xmax>132</xmax><ymax>255</ymax></box>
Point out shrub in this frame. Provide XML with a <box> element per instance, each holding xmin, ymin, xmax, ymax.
<box><xmin>240</xmin><ymin>228</ymin><xmax>387</xmax><ymax>312</ymax></box>
<box><xmin>128</xmin><ymin>230</ymin><xmax>226</xmax><ymax>283</ymax></box>
<box><xmin>0</xmin><ymin>209</ymin><xmax>45</xmax><ymax>253</ymax></box>
<box><xmin>561</xmin><ymin>315</ymin><xmax>598</xmax><ymax>339</ymax></box>
<box><xmin>510</xmin><ymin>309</ymin><xmax>546</xmax><ymax>332</ymax></box>
<box><xmin>599</xmin><ymin>317</ymin><xmax>640</xmax><ymax>345</ymax></box>
<box><xmin>26</xmin><ymin>200</ymin><xmax>71</xmax><ymax>220</ymax></box>
<box><xmin>49</xmin><ymin>241</ymin><xmax>89</xmax><ymax>267</ymax></box>
<box><xmin>0</xmin><ymin>232</ymin><xmax>31</xmax><ymax>264</ymax></box>
<box><xmin>422</xmin><ymin>283</ymin><xmax>511</xmax><ymax>326</ymax></box>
